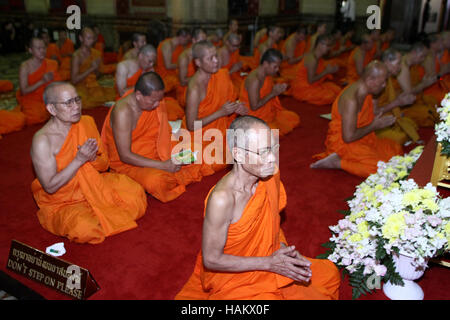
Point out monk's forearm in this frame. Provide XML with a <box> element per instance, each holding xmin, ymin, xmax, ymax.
<box><xmin>21</xmin><ymin>79</ymin><xmax>47</xmax><ymax>95</ymax></box>
<box><xmin>203</xmin><ymin>253</ymin><xmax>271</xmax><ymax>273</ymax></box>
<box><xmin>44</xmin><ymin>158</ymin><xmax>84</xmax><ymax>194</ymax></box>
<box><xmin>118</xmin><ymin>151</ymin><xmax>167</xmax><ymax>171</ymax></box>
<box><xmin>187</xmin><ymin>110</ymin><xmax>226</xmax><ymax>131</ymax></box>
<box><xmin>251</xmin><ymin>93</ymin><xmax>276</xmax><ymax>111</ymax></box>
<box><xmin>288</xmin><ymin>56</ymin><xmax>302</xmax><ymax>65</ymax></box>
<box><xmin>310</xmin><ymin>71</ymin><xmax>329</xmax><ymax>84</ymax></box>
<box><xmin>342</xmin><ymin>125</ymin><xmax>375</xmax><ymax>143</ymax></box>
<box><xmin>72</xmin><ymin>67</ymin><xmax>96</xmax><ymax>85</ymax></box>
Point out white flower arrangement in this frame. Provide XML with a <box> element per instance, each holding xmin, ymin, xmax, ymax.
<box><xmin>435</xmin><ymin>92</ymin><xmax>450</xmax><ymax>156</ymax></box>
<box><xmin>319</xmin><ymin>147</ymin><xmax>450</xmax><ymax>299</ymax></box>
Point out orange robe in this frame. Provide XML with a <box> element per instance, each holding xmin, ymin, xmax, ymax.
<box><xmin>175</xmin><ymin>172</ymin><xmax>341</xmax><ymax>300</ymax></box>
<box><xmin>183</xmin><ymin>68</ymin><xmax>238</xmax><ymax>172</ymax></box>
<box><xmin>239</xmin><ymin>76</ymin><xmax>300</xmax><ymax>136</ymax></box>
<box><xmin>117</xmin><ymin>68</ymin><xmax>185</xmax><ymax>121</ymax></box>
<box><xmin>287</xmin><ymin>59</ymin><xmax>342</xmax><ymax>105</ymax></box>
<box><xmin>101</xmin><ymin>97</ymin><xmax>211</xmax><ymax>203</ymax></box>
<box><xmin>223</xmin><ymin>50</ymin><xmax>245</xmax><ymax>92</ymax></box>
<box><xmin>16</xmin><ymin>59</ymin><xmax>61</xmax><ymax>125</ymax></box>
<box><xmin>0</xmin><ymin>80</ymin><xmax>13</xmax><ymax>92</ymax></box>
<box><xmin>314</xmin><ymin>89</ymin><xmax>403</xmax><ymax>178</ymax></box>
<box><xmin>59</xmin><ymin>39</ymin><xmax>74</xmax><ymax>81</ymax></box>
<box><xmin>0</xmin><ymin>106</ymin><xmax>26</xmax><ymax>136</ymax></box>
<box><xmin>156</xmin><ymin>39</ymin><xmax>184</xmax><ymax>93</ymax></box>
<box><xmin>376</xmin><ymin>76</ymin><xmax>419</xmax><ymax>144</ymax></box>
<box><xmin>176</xmin><ymin>60</ymin><xmax>196</xmax><ymax>108</ymax></box>
<box><xmin>74</xmin><ymin>48</ymin><xmax>116</xmax><ymax>109</ymax></box>
<box><xmin>46</xmin><ymin>43</ymin><xmax>61</xmax><ymax>62</ymax></box>
<box><xmin>280</xmin><ymin>37</ymin><xmax>306</xmax><ymax>81</ymax></box>
<box><xmin>422</xmin><ymin>55</ymin><xmax>448</xmax><ymax>103</ymax></box>
<box><xmin>346</xmin><ymin>47</ymin><xmax>373</xmax><ymax>84</ymax></box>
<box><xmin>32</xmin><ymin>116</ymin><xmax>147</xmax><ymax>244</ymax></box>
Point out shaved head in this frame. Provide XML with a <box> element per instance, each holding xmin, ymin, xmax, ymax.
<box><xmin>43</xmin><ymin>81</ymin><xmax>74</xmax><ymax>105</ymax></box>
<box><xmin>362</xmin><ymin>60</ymin><xmax>388</xmax><ymax>80</ymax></box>
<box><xmin>81</xmin><ymin>27</ymin><xmax>94</xmax><ymax>37</ymax></box>
<box><xmin>227</xmin><ymin>116</ymin><xmax>270</xmax><ymax>151</ymax></box>
<box><xmin>139</xmin><ymin>44</ymin><xmax>156</xmax><ymax>56</ymax></box>
<box><xmin>192</xmin><ymin>40</ymin><xmax>215</xmax><ymax>60</ymax></box>
<box><xmin>227</xmin><ymin>33</ymin><xmax>241</xmax><ymax>44</ymax></box>
<box><xmin>135</xmin><ymin>72</ymin><xmax>165</xmax><ymax>96</ymax></box>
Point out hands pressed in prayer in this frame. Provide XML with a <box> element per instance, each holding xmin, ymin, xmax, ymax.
<box><xmin>269</xmin><ymin>245</ymin><xmax>312</xmax><ymax>283</ymax></box>
<box><xmin>373</xmin><ymin>112</ymin><xmax>397</xmax><ymax>130</ymax></box>
<box><xmin>272</xmin><ymin>83</ymin><xmax>288</xmax><ymax>96</ymax></box>
<box><xmin>395</xmin><ymin>92</ymin><xmax>416</xmax><ymax>107</ymax></box>
<box><xmin>76</xmin><ymin>138</ymin><xmax>98</xmax><ymax>163</ymax></box>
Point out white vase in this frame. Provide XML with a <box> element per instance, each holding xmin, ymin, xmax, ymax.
<box><xmin>383</xmin><ymin>252</ymin><xmax>428</xmax><ymax>300</ymax></box>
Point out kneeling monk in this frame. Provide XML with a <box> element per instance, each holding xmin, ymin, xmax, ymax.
<box><xmin>176</xmin><ymin>116</ymin><xmax>340</xmax><ymax>300</ymax></box>
<box><xmin>311</xmin><ymin>61</ymin><xmax>403</xmax><ymax>178</ymax></box>
<box><xmin>30</xmin><ymin>82</ymin><xmax>147</xmax><ymax>244</ymax></box>
<box><xmin>239</xmin><ymin>49</ymin><xmax>300</xmax><ymax>136</ymax></box>
<box><xmin>102</xmin><ymin>72</ymin><xmax>209</xmax><ymax>203</ymax></box>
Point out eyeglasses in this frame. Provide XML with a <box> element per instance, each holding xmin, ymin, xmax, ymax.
<box><xmin>237</xmin><ymin>144</ymin><xmax>280</xmax><ymax>159</ymax></box>
<box><xmin>51</xmin><ymin>96</ymin><xmax>82</xmax><ymax>107</ymax></box>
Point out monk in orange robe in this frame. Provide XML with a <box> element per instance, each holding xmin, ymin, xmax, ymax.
<box><xmin>122</xmin><ymin>33</ymin><xmax>147</xmax><ymax>61</ymax></box>
<box><xmin>218</xmin><ymin>33</ymin><xmax>246</xmax><ymax>92</ymax></box>
<box><xmin>117</xmin><ymin>40</ymin><xmax>132</xmax><ymax>62</ymax></box>
<box><xmin>326</xmin><ymin>29</ymin><xmax>355</xmax><ymax>68</ymax></box>
<box><xmin>376</xmin><ymin>49</ymin><xmax>419</xmax><ymax>145</ymax></box>
<box><xmin>17</xmin><ymin>37</ymin><xmax>61</xmax><ymax>125</ymax></box>
<box><xmin>345</xmin><ymin>34</ymin><xmax>375</xmax><ymax>84</ymax></box>
<box><xmin>40</xmin><ymin>31</ymin><xmax>60</xmax><ymax>63</ymax></box>
<box><xmin>222</xmin><ymin>19</ymin><xmax>239</xmax><ymax>44</ymax></box>
<box><xmin>30</xmin><ymin>82</ymin><xmax>147</xmax><ymax>244</ymax></box>
<box><xmin>380</xmin><ymin>29</ymin><xmax>395</xmax><ymax>52</ymax></box>
<box><xmin>177</xmin><ymin>28</ymin><xmax>207</xmax><ymax>107</ymax></box>
<box><xmin>0</xmin><ymin>80</ymin><xmax>13</xmax><ymax>92</ymax></box>
<box><xmin>102</xmin><ymin>72</ymin><xmax>210</xmax><ymax>202</ymax></box>
<box><xmin>287</xmin><ymin>34</ymin><xmax>341</xmax><ymax>106</ymax></box>
<box><xmin>239</xmin><ymin>49</ymin><xmax>300</xmax><ymax>136</ymax></box>
<box><xmin>57</xmin><ymin>30</ymin><xmax>74</xmax><ymax>81</ymax></box>
<box><xmin>250</xmin><ymin>26</ymin><xmax>284</xmax><ymax>71</ymax></box>
<box><xmin>395</xmin><ymin>42</ymin><xmax>440</xmax><ymax>128</ymax></box>
<box><xmin>311</xmin><ymin>61</ymin><xmax>403</xmax><ymax>178</ymax></box>
<box><xmin>156</xmin><ymin>29</ymin><xmax>191</xmax><ymax>93</ymax></box>
<box><xmin>306</xmin><ymin>22</ymin><xmax>327</xmax><ymax>53</ymax></box>
<box><xmin>116</xmin><ymin>44</ymin><xmax>184</xmax><ymax>121</ymax></box>
<box><xmin>176</xmin><ymin>116</ymin><xmax>340</xmax><ymax>300</ymax></box>
<box><xmin>184</xmin><ymin>40</ymin><xmax>248</xmax><ymax>173</ymax></box>
<box><xmin>71</xmin><ymin>27</ymin><xmax>116</xmax><ymax>109</ymax></box>
<box><xmin>279</xmin><ymin>25</ymin><xmax>307</xmax><ymax>82</ymax></box>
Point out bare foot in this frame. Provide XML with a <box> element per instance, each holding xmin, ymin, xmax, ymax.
<box><xmin>310</xmin><ymin>153</ymin><xmax>341</xmax><ymax>170</ymax></box>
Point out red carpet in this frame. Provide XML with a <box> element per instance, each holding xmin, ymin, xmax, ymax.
<box><xmin>0</xmin><ymin>96</ymin><xmax>449</xmax><ymax>300</ymax></box>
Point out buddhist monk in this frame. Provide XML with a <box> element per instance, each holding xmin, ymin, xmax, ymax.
<box><xmin>177</xmin><ymin>28</ymin><xmax>207</xmax><ymax>107</ymax></box>
<box><xmin>57</xmin><ymin>30</ymin><xmax>74</xmax><ymax>81</ymax></box>
<box><xmin>218</xmin><ymin>33</ymin><xmax>245</xmax><ymax>92</ymax></box>
<box><xmin>156</xmin><ymin>28</ymin><xmax>191</xmax><ymax>93</ymax></box>
<box><xmin>239</xmin><ymin>49</ymin><xmax>300</xmax><ymax>136</ymax></box>
<box><xmin>287</xmin><ymin>34</ymin><xmax>341</xmax><ymax>106</ymax></box>
<box><xmin>17</xmin><ymin>37</ymin><xmax>61</xmax><ymax>125</ymax></box>
<box><xmin>306</xmin><ymin>21</ymin><xmax>327</xmax><ymax>53</ymax></box>
<box><xmin>101</xmin><ymin>72</ymin><xmax>209</xmax><ymax>202</ymax></box>
<box><xmin>71</xmin><ymin>27</ymin><xmax>116</xmax><ymax>109</ymax></box>
<box><xmin>250</xmin><ymin>25</ymin><xmax>285</xmax><ymax>71</ymax></box>
<box><xmin>116</xmin><ymin>44</ymin><xmax>184</xmax><ymax>120</ymax></box>
<box><xmin>185</xmin><ymin>40</ymin><xmax>248</xmax><ymax>172</ymax></box>
<box><xmin>30</xmin><ymin>82</ymin><xmax>147</xmax><ymax>244</ymax></box>
<box><xmin>368</xmin><ymin>29</ymin><xmax>382</xmax><ymax>60</ymax></box>
<box><xmin>380</xmin><ymin>29</ymin><xmax>395</xmax><ymax>52</ymax></box>
<box><xmin>327</xmin><ymin>28</ymin><xmax>355</xmax><ymax>68</ymax></box>
<box><xmin>376</xmin><ymin>48</ymin><xmax>419</xmax><ymax>145</ymax></box>
<box><xmin>253</xmin><ymin>27</ymin><xmax>268</xmax><ymax>52</ymax></box>
<box><xmin>396</xmin><ymin>42</ymin><xmax>440</xmax><ymax>127</ymax></box>
<box><xmin>311</xmin><ymin>61</ymin><xmax>403</xmax><ymax>178</ymax></box>
<box><xmin>421</xmin><ymin>33</ymin><xmax>450</xmax><ymax>103</ymax></box>
<box><xmin>279</xmin><ymin>25</ymin><xmax>307</xmax><ymax>82</ymax></box>
<box><xmin>123</xmin><ymin>33</ymin><xmax>147</xmax><ymax>61</ymax></box>
<box><xmin>41</xmin><ymin>31</ymin><xmax>60</xmax><ymax>63</ymax></box>
<box><xmin>176</xmin><ymin>115</ymin><xmax>340</xmax><ymax>300</ymax></box>
<box><xmin>345</xmin><ymin>34</ymin><xmax>375</xmax><ymax>84</ymax></box>
<box><xmin>223</xmin><ymin>19</ymin><xmax>239</xmax><ymax>43</ymax></box>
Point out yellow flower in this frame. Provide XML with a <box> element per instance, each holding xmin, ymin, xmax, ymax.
<box><xmin>397</xmin><ymin>170</ymin><xmax>408</xmax><ymax>179</ymax></box>
<box><xmin>404</xmin><ymin>156</ymin><xmax>414</xmax><ymax>164</ymax></box>
<box><xmin>357</xmin><ymin>221</ymin><xmax>370</xmax><ymax>239</ymax></box>
<box><xmin>403</xmin><ymin>191</ymin><xmax>421</xmax><ymax>206</ymax></box>
<box><xmin>421</xmin><ymin>199</ymin><xmax>440</xmax><ymax>212</ymax></box>
<box><xmin>382</xmin><ymin>213</ymin><xmax>406</xmax><ymax>242</ymax></box>
<box><xmin>417</xmin><ymin>189</ymin><xmax>434</xmax><ymax>200</ymax></box>
<box><xmin>349</xmin><ymin>211</ymin><xmax>365</xmax><ymax>222</ymax></box>
<box><xmin>349</xmin><ymin>233</ymin><xmax>363</xmax><ymax>243</ymax></box>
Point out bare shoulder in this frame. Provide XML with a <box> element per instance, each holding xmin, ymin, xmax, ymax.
<box><xmin>30</xmin><ymin>125</ymin><xmax>53</xmax><ymax>158</ymax></box>
<box><xmin>205</xmin><ymin>183</ymin><xmax>235</xmax><ymax>222</ymax></box>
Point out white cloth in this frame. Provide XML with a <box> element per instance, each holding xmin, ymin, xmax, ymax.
<box><xmin>340</xmin><ymin>0</ymin><xmax>356</xmax><ymax>21</ymax></box>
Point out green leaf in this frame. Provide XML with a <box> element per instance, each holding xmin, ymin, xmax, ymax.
<box><xmin>321</xmin><ymin>241</ymin><xmax>336</xmax><ymax>249</ymax></box>
<box><xmin>316</xmin><ymin>252</ymin><xmax>331</xmax><ymax>259</ymax></box>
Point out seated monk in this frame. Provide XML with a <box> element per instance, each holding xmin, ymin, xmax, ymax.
<box><xmin>117</xmin><ymin>40</ymin><xmax>133</xmax><ymax>62</ymax></box>
<box><xmin>253</xmin><ymin>27</ymin><xmax>268</xmax><ymax>53</ymax></box>
<box><xmin>380</xmin><ymin>29</ymin><xmax>395</xmax><ymax>52</ymax></box>
<box><xmin>30</xmin><ymin>82</ymin><xmax>147</xmax><ymax>244</ymax></box>
<box><xmin>218</xmin><ymin>33</ymin><xmax>245</xmax><ymax>92</ymax></box>
<box><xmin>287</xmin><ymin>34</ymin><xmax>341</xmax><ymax>106</ymax></box>
<box><xmin>0</xmin><ymin>80</ymin><xmax>13</xmax><ymax>92</ymax></box>
<box><xmin>156</xmin><ymin>28</ymin><xmax>191</xmax><ymax>93</ymax></box>
<box><xmin>41</xmin><ymin>31</ymin><xmax>60</xmax><ymax>63</ymax></box>
<box><xmin>376</xmin><ymin>49</ymin><xmax>419</xmax><ymax>145</ymax></box>
<box><xmin>345</xmin><ymin>34</ymin><xmax>375</xmax><ymax>84</ymax></box>
<box><xmin>177</xmin><ymin>28</ymin><xmax>207</xmax><ymax>107</ymax></box>
<box><xmin>122</xmin><ymin>33</ymin><xmax>147</xmax><ymax>61</ymax></box>
<box><xmin>176</xmin><ymin>116</ymin><xmax>340</xmax><ymax>300</ymax></box>
<box><xmin>222</xmin><ymin>19</ymin><xmax>239</xmax><ymax>44</ymax></box>
<box><xmin>17</xmin><ymin>37</ymin><xmax>61</xmax><ymax>125</ymax></box>
<box><xmin>71</xmin><ymin>27</ymin><xmax>116</xmax><ymax>109</ymax></box>
<box><xmin>239</xmin><ymin>49</ymin><xmax>300</xmax><ymax>136</ymax></box>
<box><xmin>306</xmin><ymin>21</ymin><xmax>327</xmax><ymax>53</ymax></box>
<box><xmin>207</xmin><ymin>31</ymin><xmax>223</xmax><ymax>48</ymax></box>
<box><xmin>116</xmin><ymin>44</ymin><xmax>184</xmax><ymax>121</ymax></box>
<box><xmin>397</xmin><ymin>42</ymin><xmax>440</xmax><ymax>127</ymax></box>
<box><xmin>311</xmin><ymin>61</ymin><xmax>403</xmax><ymax>178</ymax></box>
<box><xmin>102</xmin><ymin>72</ymin><xmax>209</xmax><ymax>202</ymax></box>
<box><xmin>368</xmin><ymin>29</ymin><xmax>382</xmax><ymax>60</ymax></box>
<box><xmin>279</xmin><ymin>25</ymin><xmax>307</xmax><ymax>82</ymax></box>
<box><xmin>420</xmin><ymin>33</ymin><xmax>450</xmax><ymax>103</ymax></box>
<box><xmin>185</xmin><ymin>40</ymin><xmax>248</xmax><ymax>173</ymax></box>
<box><xmin>57</xmin><ymin>30</ymin><xmax>74</xmax><ymax>81</ymax></box>
<box><xmin>250</xmin><ymin>25</ymin><xmax>284</xmax><ymax>71</ymax></box>
<box><xmin>327</xmin><ymin>28</ymin><xmax>355</xmax><ymax>68</ymax></box>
